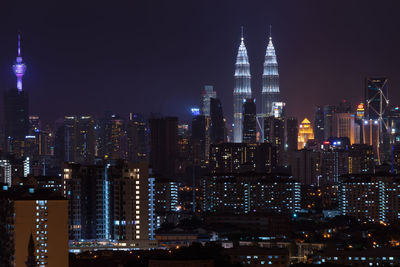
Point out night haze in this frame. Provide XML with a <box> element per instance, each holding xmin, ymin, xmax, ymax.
<box><xmin>5</xmin><ymin>1</ymin><xmax>400</xmax><ymax>266</ymax></box>
<box><xmin>1</xmin><ymin>1</ymin><xmax>400</xmax><ymax>124</ymax></box>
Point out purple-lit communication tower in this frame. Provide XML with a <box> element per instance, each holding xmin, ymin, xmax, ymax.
<box><xmin>12</xmin><ymin>34</ymin><xmax>27</xmax><ymax>92</ymax></box>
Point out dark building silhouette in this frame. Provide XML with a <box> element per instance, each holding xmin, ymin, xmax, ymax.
<box><xmin>191</xmin><ymin>115</ymin><xmax>209</xmax><ymax>165</ymax></box>
<box><xmin>149</xmin><ymin>117</ymin><xmax>178</xmax><ymax>178</ymax></box>
<box><xmin>127</xmin><ymin>113</ymin><xmax>148</xmax><ymax>163</ymax></box>
<box><xmin>210</xmin><ymin>98</ymin><xmax>225</xmax><ymax>144</ymax></box>
<box><xmin>242</xmin><ymin>99</ymin><xmax>257</xmax><ymax>144</ymax></box>
<box><xmin>291</xmin><ymin>149</ymin><xmax>320</xmax><ymax>185</ymax></box>
<box><xmin>349</xmin><ymin>144</ymin><xmax>374</xmax><ymax>174</ymax></box>
<box><xmin>4</xmin><ymin>88</ymin><xmax>29</xmax><ymax>154</ymax></box>
<box><xmin>315</xmin><ymin>106</ymin><xmax>324</xmax><ymax>144</ymax></box>
<box><xmin>264</xmin><ymin>116</ymin><xmax>285</xmax><ymax>165</ymax></box>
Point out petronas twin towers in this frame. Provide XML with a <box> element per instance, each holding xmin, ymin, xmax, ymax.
<box><xmin>233</xmin><ymin>28</ymin><xmax>279</xmax><ymax>143</ymax></box>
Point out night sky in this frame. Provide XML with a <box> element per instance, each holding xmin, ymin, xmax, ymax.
<box><xmin>1</xmin><ymin>1</ymin><xmax>400</xmax><ymax>126</ymax></box>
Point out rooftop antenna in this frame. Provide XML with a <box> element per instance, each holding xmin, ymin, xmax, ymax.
<box><xmin>269</xmin><ymin>25</ymin><xmax>272</xmax><ymax>40</ymax></box>
<box><xmin>241</xmin><ymin>26</ymin><xmax>244</xmax><ymax>41</ymax></box>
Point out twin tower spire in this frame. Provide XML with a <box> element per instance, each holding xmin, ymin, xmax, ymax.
<box><xmin>233</xmin><ymin>27</ymin><xmax>280</xmax><ymax>143</ymax></box>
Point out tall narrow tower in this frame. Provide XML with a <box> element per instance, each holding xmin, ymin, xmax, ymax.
<box><xmin>12</xmin><ymin>34</ymin><xmax>27</xmax><ymax>92</ymax></box>
<box><xmin>233</xmin><ymin>28</ymin><xmax>251</xmax><ymax>143</ymax></box>
<box><xmin>262</xmin><ymin>27</ymin><xmax>279</xmax><ymax>118</ymax></box>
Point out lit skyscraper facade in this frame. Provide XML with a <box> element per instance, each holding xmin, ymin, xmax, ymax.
<box><xmin>364</xmin><ymin>78</ymin><xmax>389</xmax><ymax>163</ymax></box>
<box><xmin>262</xmin><ymin>32</ymin><xmax>279</xmax><ymax>118</ymax></box>
<box><xmin>233</xmin><ymin>31</ymin><xmax>251</xmax><ymax>143</ymax></box>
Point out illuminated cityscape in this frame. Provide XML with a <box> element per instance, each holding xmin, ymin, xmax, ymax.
<box><xmin>3</xmin><ymin>1</ymin><xmax>400</xmax><ymax>267</ymax></box>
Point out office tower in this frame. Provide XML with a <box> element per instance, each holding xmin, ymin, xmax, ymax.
<box><xmin>338</xmin><ymin>174</ymin><xmax>400</xmax><ymax>223</ymax></box>
<box><xmin>291</xmin><ymin>150</ymin><xmax>320</xmax><ymax>185</ymax></box>
<box><xmin>191</xmin><ymin>115</ymin><xmax>209</xmax><ymax>164</ymax></box>
<box><xmin>365</xmin><ymin>78</ymin><xmax>389</xmax><ymax>121</ymax></box>
<box><xmin>285</xmin><ymin>117</ymin><xmax>298</xmax><ymax>152</ymax></box>
<box><xmin>332</xmin><ymin>113</ymin><xmax>355</xmax><ymax>144</ymax></box>
<box><xmin>59</xmin><ymin>116</ymin><xmax>95</xmax><ymax>163</ymax></box>
<box><xmin>355</xmin><ymin>103</ymin><xmax>365</xmax><ymax>144</ymax></box>
<box><xmin>149</xmin><ymin>117</ymin><xmax>178</xmax><ymax>178</ymax></box>
<box><xmin>298</xmin><ymin>118</ymin><xmax>314</xmax><ymax>149</ymax></box>
<box><xmin>176</xmin><ymin>123</ymin><xmax>190</xmax><ymax>178</ymax></box>
<box><xmin>323</xmin><ymin>105</ymin><xmax>335</xmax><ymax>140</ymax></box>
<box><xmin>356</xmin><ymin>103</ymin><xmax>365</xmax><ymax>119</ymax></box>
<box><xmin>209</xmin><ymin>143</ymin><xmax>276</xmax><ymax>174</ymax></box>
<box><xmin>262</xmin><ymin>30</ymin><xmax>279</xmax><ymax>118</ymax></box>
<box><xmin>127</xmin><ymin>113</ymin><xmax>148</xmax><ymax>163</ymax></box>
<box><xmin>200</xmin><ymin>85</ymin><xmax>216</xmax><ymax>116</ymax></box>
<box><xmin>202</xmin><ymin>174</ymin><xmax>300</xmax><ymax>215</ymax></box>
<box><xmin>349</xmin><ymin>144</ymin><xmax>374</xmax><ymax>174</ymax></box>
<box><xmin>210</xmin><ymin>98</ymin><xmax>226</xmax><ymax>144</ymax></box>
<box><xmin>365</xmin><ymin>78</ymin><xmax>389</xmax><ymax>163</ymax></box>
<box><xmin>0</xmin><ymin>189</ymin><xmax>68</xmax><ymax>267</ymax></box>
<box><xmin>362</xmin><ymin>119</ymin><xmax>381</xmax><ymax>163</ymax></box>
<box><xmin>233</xmin><ymin>30</ymin><xmax>251</xmax><ymax>143</ymax></box>
<box><xmin>264</xmin><ymin>116</ymin><xmax>285</xmax><ymax>165</ymax></box>
<box><xmin>315</xmin><ymin>106</ymin><xmax>324</xmax><ymax>144</ymax></box>
<box><xmin>242</xmin><ymin>99</ymin><xmax>257</xmax><ymax>144</ymax></box>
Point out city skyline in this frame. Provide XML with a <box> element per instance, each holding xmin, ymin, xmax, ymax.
<box><xmin>1</xmin><ymin>1</ymin><xmax>400</xmax><ymax>125</ymax></box>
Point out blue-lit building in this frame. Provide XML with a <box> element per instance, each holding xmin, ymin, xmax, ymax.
<box><xmin>261</xmin><ymin>31</ymin><xmax>279</xmax><ymax>118</ymax></box>
<box><xmin>233</xmin><ymin>30</ymin><xmax>252</xmax><ymax>143</ymax></box>
<box><xmin>62</xmin><ymin>162</ymin><xmax>154</xmax><ymax>246</ymax></box>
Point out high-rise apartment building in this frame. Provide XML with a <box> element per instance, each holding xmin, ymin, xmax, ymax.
<box><xmin>63</xmin><ymin>162</ymin><xmax>154</xmax><ymax>245</ymax></box>
<box><xmin>339</xmin><ymin>174</ymin><xmax>400</xmax><ymax>223</ymax></box>
<box><xmin>202</xmin><ymin>174</ymin><xmax>300</xmax><ymax>215</ymax></box>
<box><xmin>0</xmin><ymin>188</ymin><xmax>68</xmax><ymax>267</ymax></box>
